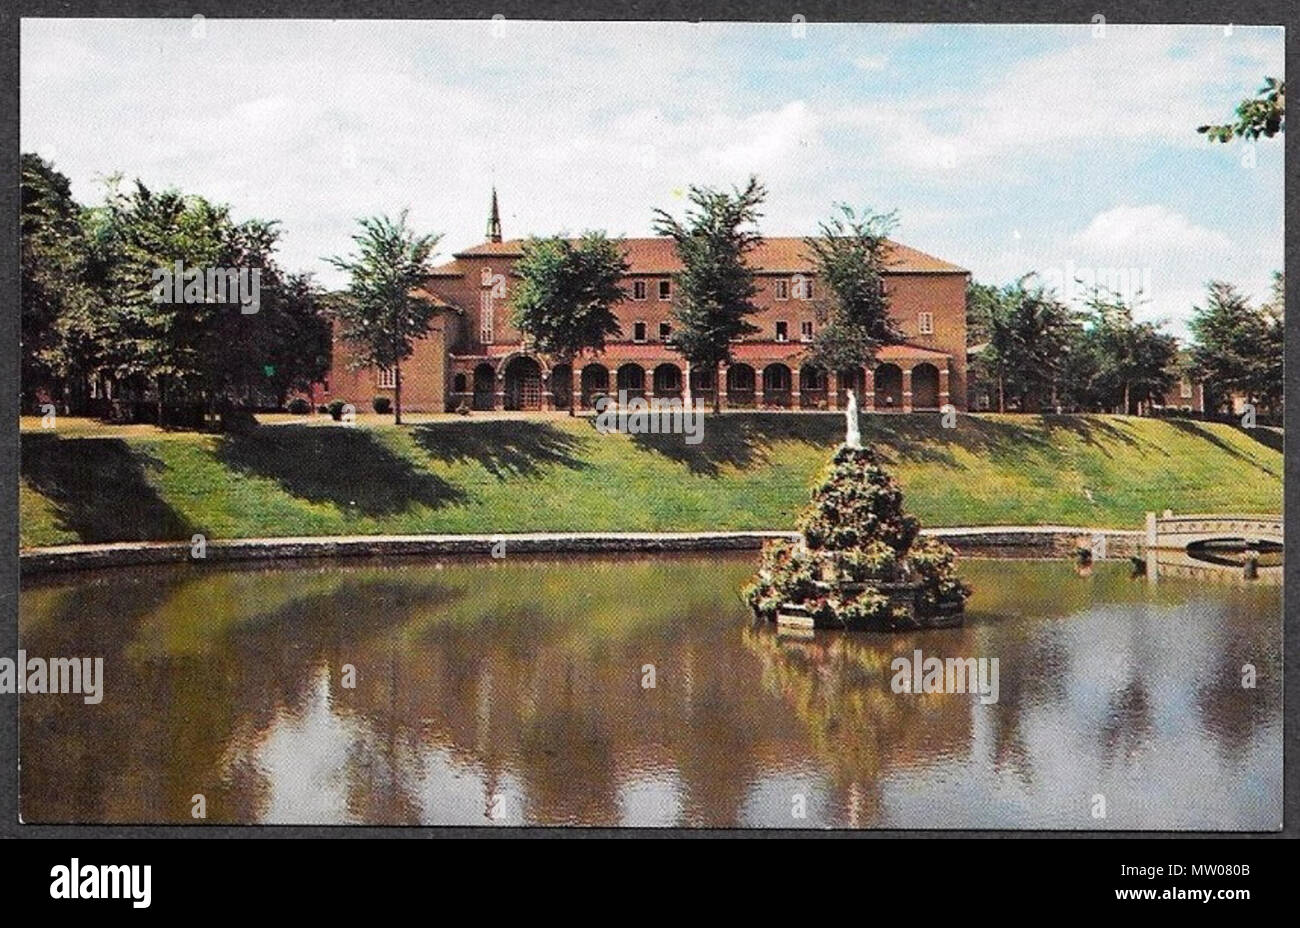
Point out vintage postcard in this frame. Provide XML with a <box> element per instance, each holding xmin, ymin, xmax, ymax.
<box><xmin>13</xmin><ymin>14</ymin><xmax>1284</xmax><ymax>845</ymax></box>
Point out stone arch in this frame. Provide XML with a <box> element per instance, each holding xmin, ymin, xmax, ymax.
<box><xmin>472</xmin><ymin>362</ymin><xmax>495</xmax><ymax>411</ymax></box>
<box><xmin>838</xmin><ymin>367</ymin><xmax>865</xmax><ymax>409</ymax></box>
<box><xmin>689</xmin><ymin>366</ymin><xmax>716</xmax><ymax>407</ymax></box>
<box><xmin>874</xmin><ymin>363</ymin><xmax>903</xmax><ymax>410</ymax></box>
<box><xmin>726</xmin><ymin>363</ymin><xmax>756</xmax><ymax>407</ymax></box>
<box><xmin>762</xmin><ymin>363</ymin><xmax>793</xmax><ymax>408</ymax></box>
<box><xmin>580</xmin><ymin>363</ymin><xmax>609</xmax><ymax>408</ymax></box>
<box><xmin>652</xmin><ymin>363</ymin><xmax>682</xmax><ymax>398</ymax></box>
<box><xmin>550</xmin><ymin>362</ymin><xmax>573</xmax><ymax>410</ymax></box>
<box><xmin>799</xmin><ymin>364</ymin><xmax>826</xmax><ymax>409</ymax></box>
<box><xmin>503</xmin><ymin>355</ymin><xmax>543</xmax><ymax>411</ymax></box>
<box><xmin>911</xmin><ymin>362</ymin><xmax>940</xmax><ymax>410</ymax></box>
<box><xmin>616</xmin><ymin>363</ymin><xmax>646</xmax><ymax>399</ymax></box>
<box><xmin>494</xmin><ymin>349</ymin><xmax>549</xmax><ymax>378</ymax></box>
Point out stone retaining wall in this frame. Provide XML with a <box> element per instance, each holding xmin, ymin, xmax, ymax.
<box><xmin>19</xmin><ymin>527</ymin><xmax>1146</xmax><ymax>575</ymax></box>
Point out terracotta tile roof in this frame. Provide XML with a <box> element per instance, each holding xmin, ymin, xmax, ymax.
<box><xmin>456</xmin><ymin>341</ymin><xmax>951</xmax><ymax>365</ymax></box>
<box><xmin>412</xmin><ymin>287</ymin><xmax>461</xmax><ymax>311</ymax></box>
<box><xmin>727</xmin><ymin>342</ymin><xmax>817</xmax><ymax>362</ymax></box>
<box><xmin>427</xmin><ymin>259</ymin><xmax>470</xmax><ymax>278</ymax></box>
<box><xmin>877</xmin><ymin>343</ymin><xmax>952</xmax><ymax>361</ymax></box>
<box><xmin>448</xmin><ymin>236</ymin><xmax>966</xmax><ymax>275</ymax></box>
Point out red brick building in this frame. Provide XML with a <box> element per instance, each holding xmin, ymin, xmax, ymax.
<box><xmin>1155</xmin><ymin>375</ymin><xmax>1206</xmax><ymax>414</ymax></box>
<box><xmin>326</xmin><ymin>192</ymin><xmax>971</xmax><ymax>413</ymax></box>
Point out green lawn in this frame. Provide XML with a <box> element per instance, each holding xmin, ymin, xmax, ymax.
<box><xmin>18</xmin><ymin>413</ymin><xmax>1283</xmax><ymax>548</ymax></box>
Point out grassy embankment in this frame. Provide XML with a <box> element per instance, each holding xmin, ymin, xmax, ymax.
<box><xmin>18</xmin><ymin>412</ymin><xmax>1282</xmax><ymax>548</ymax></box>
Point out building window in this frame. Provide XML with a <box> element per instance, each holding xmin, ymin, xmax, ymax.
<box><xmin>376</xmin><ymin>367</ymin><xmax>397</xmax><ymax>389</ymax></box>
<box><xmin>658</xmin><ymin>280</ymin><xmax>671</xmax><ymax>300</ymax></box>
<box><xmin>1181</xmin><ymin>378</ymin><xmax>1193</xmax><ymax>399</ymax></box>
<box><xmin>774</xmin><ymin>279</ymin><xmax>790</xmax><ymax>301</ymax></box>
<box><xmin>918</xmin><ymin>312</ymin><xmax>934</xmax><ymax>335</ymax></box>
<box><xmin>479</xmin><ymin>291</ymin><xmax>494</xmax><ymax>344</ymax></box>
<box><xmin>794</xmin><ymin>276</ymin><xmax>813</xmax><ymax>300</ymax></box>
<box><xmin>800</xmin><ymin>320</ymin><xmax>814</xmax><ymax>342</ymax></box>
<box><xmin>453</xmin><ymin>373</ymin><xmax>467</xmax><ymax>393</ymax></box>
<box><xmin>659</xmin><ymin>321</ymin><xmax>672</xmax><ymax>341</ymax></box>
<box><xmin>633</xmin><ymin>321</ymin><xmax>647</xmax><ymax>343</ymax></box>
<box><xmin>775</xmin><ymin>321</ymin><xmax>788</xmax><ymax>342</ymax></box>
<box><xmin>633</xmin><ymin>280</ymin><xmax>647</xmax><ymax>301</ymax></box>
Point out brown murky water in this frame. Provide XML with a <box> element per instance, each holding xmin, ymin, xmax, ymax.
<box><xmin>19</xmin><ymin>554</ymin><xmax>1281</xmax><ymax>828</ymax></box>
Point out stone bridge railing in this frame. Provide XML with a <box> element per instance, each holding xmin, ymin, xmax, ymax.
<box><xmin>1145</xmin><ymin>511</ymin><xmax>1282</xmax><ymax>551</ymax></box>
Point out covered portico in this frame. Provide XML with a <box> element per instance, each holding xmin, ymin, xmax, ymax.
<box><xmin>448</xmin><ymin>342</ymin><xmax>954</xmax><ymax>413</ymax></box>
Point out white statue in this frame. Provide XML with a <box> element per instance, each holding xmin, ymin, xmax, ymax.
<box><xmin>844</xmin><ymin>388</ymin><xmax>862</xmax><ymax>449</ymax></box>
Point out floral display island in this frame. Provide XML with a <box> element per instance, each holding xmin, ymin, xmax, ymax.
<box><xmin>745</xmin><ymin>397</ymin><xmax>970</xmax><ymax>631</ymax></box>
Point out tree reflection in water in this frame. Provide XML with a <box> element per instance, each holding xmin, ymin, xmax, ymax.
<box><xmin>19</xmin><ymin>555</ymin><xmax>1281</xmax><ymax>829</ymax></box>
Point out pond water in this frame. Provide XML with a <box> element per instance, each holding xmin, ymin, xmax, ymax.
<box><xmin>19</xmin><ymin>553</ymin><xmax>1281</xmax><ymax>829</ymax></box>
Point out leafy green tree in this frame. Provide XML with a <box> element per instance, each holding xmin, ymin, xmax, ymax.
<box><xmin>1055</xmin><ymin>325</ymin><xmax>1104</xmax><ymax>412</ymax></box>
<box><xmin>96</xmin><ymin>181</ymin><xmax>256</xmax><ymax>424</ymax></box>
<box><xmin>20</xmin><ymin>154</ymin><xmax>97</xmax><ymax>411</ymax></box>
<box><xmin>23</xmin><ymin>159</ymin><xmax>331</xmax><ymax>425</ymax></box>
<box><xmin>1199</xmin><ymin>77</ymin><xmax>1285</xmax><ymax>142</ymax></box>
<box><xmin>509</xmin><ymin>233</ymin><xmax>628</xmax><ymax>414</ymax></box>
<box><xmin>1258</xmin><ymin>272</ymin><xmax>1284</xmax><ymax>414</ymax></box>
<box><xmin>653</xmin><ymin>176</ymin><xmax>767</xmax><ymax>412</ymax></box>
<box><xmin>94</xmin><ymin>181</ymin><xmax>324</xmax><ymax>427</ymax></box>
<box><xmin>966</xmin><ymin>276</ymin><xmax>1078</xmax><ymax>412</ymax></box>
<box><xmin>1083</xmin><ymin>291</ymin><xmax>1178</xmax><ymax>414</ymax></box>
<box><xmin>327</xmin><ymin>211</ymin><xmax>441</xmax><ymax>424</ymax></box>
<box><xmin>965</xmin><ymin>281</ymin><xmax>1006</xmax><ymax>410</ymax></box>
<box><xmin>803</xmin><ymin>204</ymin><xmax>903</xmax><ymax>374</ymax></box>
<box><xmin>1190</xmin><ymin>279</ymin><xmax>1282</xmax><ymax>415</ymax></box>
<box><xmin>260</xmin><ymin>272</ymin><xmax>332</xmax><ymax>408</ymax></box>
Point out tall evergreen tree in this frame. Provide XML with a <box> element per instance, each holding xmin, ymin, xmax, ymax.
<box><xmin>1258</xmin><ymin>271</ymin><xmax>1285</xmax><ymax>414</ymax></box>
<box><xmin>327</xmin><ymin>211</ymin><xmax>441</xmax><ymax>424</ymax></box>
<box><xmin>1190</xmin><ymin>279</ymin><xmax>1282</xmax><ymax>415</ymax></box>
<box><xmin>652</xmin><ymin>176</ymin><xmax>767</xmax><ymax>412</ymax></box>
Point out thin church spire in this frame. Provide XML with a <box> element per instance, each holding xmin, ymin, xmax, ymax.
<box><xmin>486</xmin><ymin>187</ymin><xmax>502</xmax><ymax>243</ymax></box>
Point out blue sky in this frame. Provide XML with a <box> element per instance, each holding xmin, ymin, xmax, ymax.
<box><xmin>21</xmin><ymin>19</ymin><xmax>1285</xmax><ymax>336</ymax></box>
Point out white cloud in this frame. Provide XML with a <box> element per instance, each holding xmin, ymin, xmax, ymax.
<box><xmin>19</xmin><ymin>18</ymin><xmax>1282</xmax><ymax>313</ymax></box>
<box><xmin>836</xmin><ymin>25</ymin><xmax>1284</xmax><ymax>178</ymax></box>
<box><xmin>1069</xmin><ymin>204</ymin><xmax>1232</xmax><ymax>259</ymax></box>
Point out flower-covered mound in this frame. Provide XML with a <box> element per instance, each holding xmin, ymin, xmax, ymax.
<box><xmin>744</xmin><ymin>445</ymin><xmax>970</xmax><ymax>630</ymax></box>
